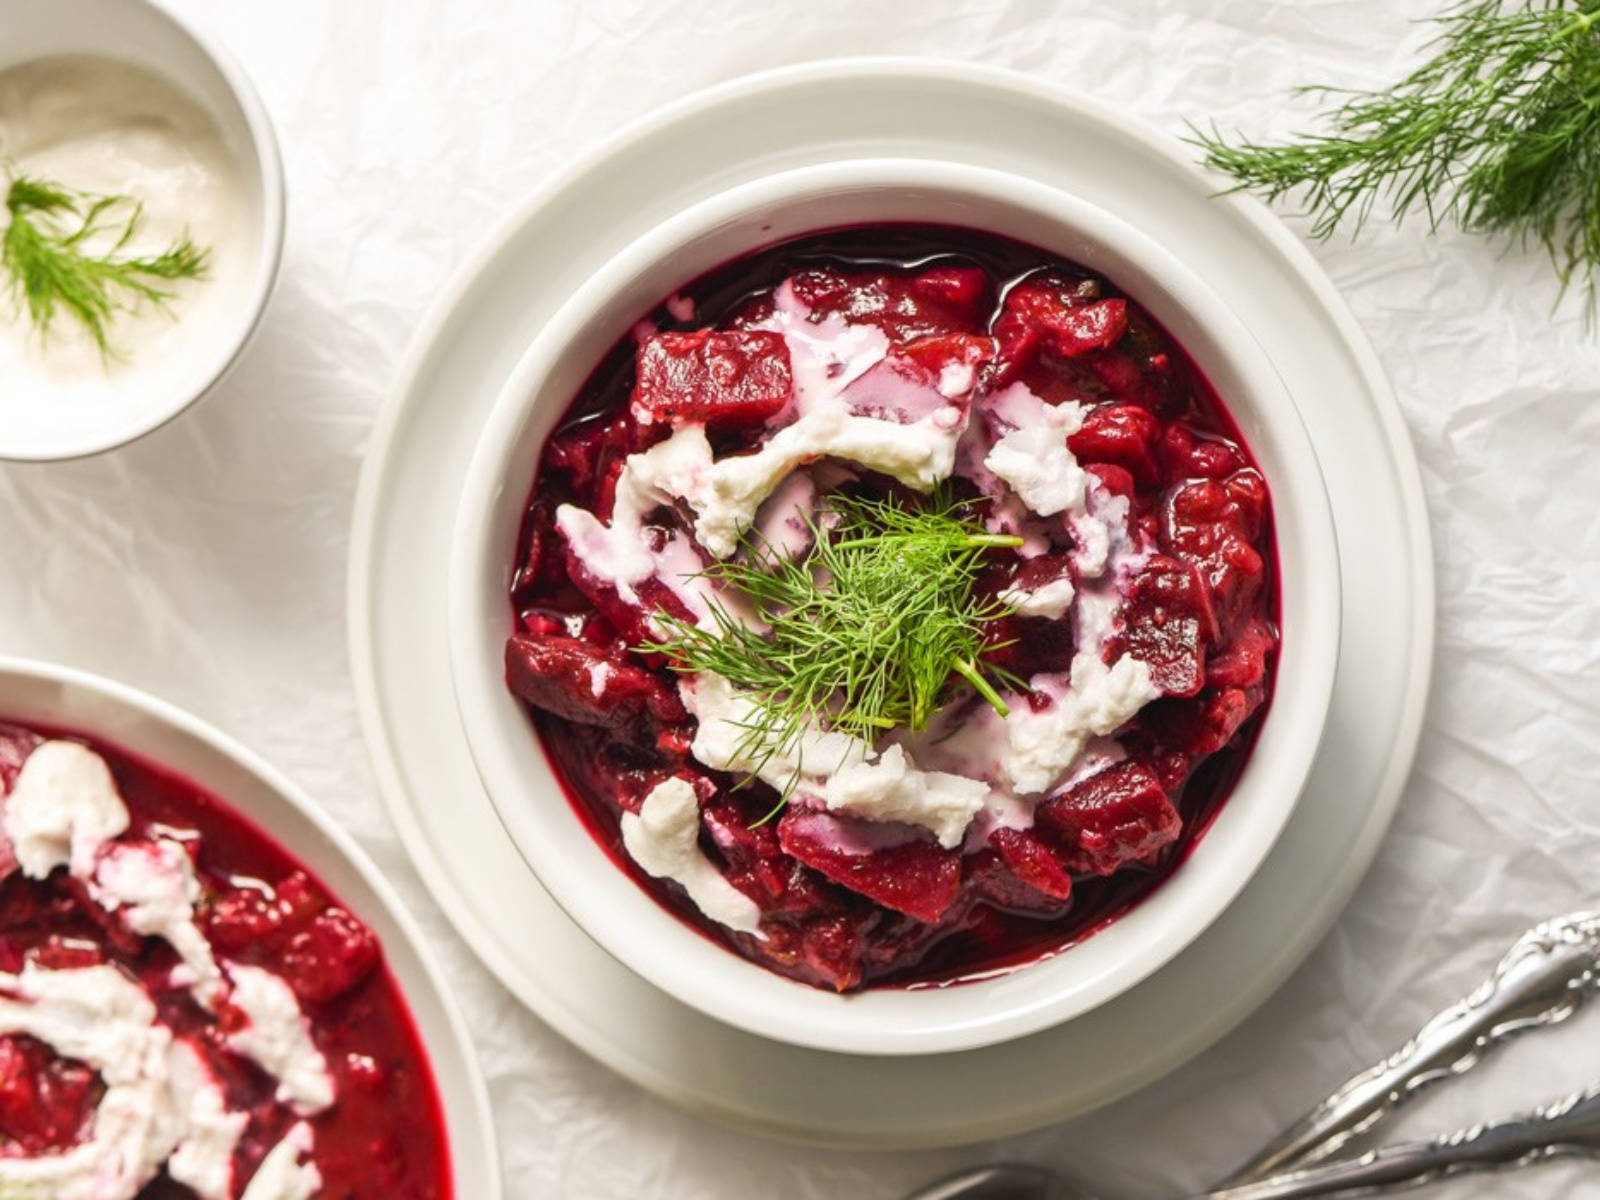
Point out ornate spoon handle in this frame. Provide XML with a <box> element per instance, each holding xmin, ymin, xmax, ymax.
<box><xmin>1217</xmin><ymin>910</ymin><xmax>1600</xmax><ymax>1187</ymax></box>
<box><xmin>1206</xmin><ymin>1083</ymin><xmax>1600</xmax><ymax>1200</ymax></box>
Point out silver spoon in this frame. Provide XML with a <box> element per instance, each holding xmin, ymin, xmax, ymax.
<box><xmin>909</xmin><ymin>910</ymin><xmax>1600</xmax><ymax>1200</ymax></box>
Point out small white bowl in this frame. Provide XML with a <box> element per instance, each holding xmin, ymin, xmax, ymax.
<box><xmin>0</xmin><ymin>656</ymin><xmax>501</xmax><ymax>1197</ymax></box>
<box><xmin>451</xmin><ymin>159</ymin><xmax>1341</xmax><ymax>1056</ymax></box>
<box><xmin>0</xmin><ymin>0</ymin><xmax>285</xmax><ymax>461</ymax></box>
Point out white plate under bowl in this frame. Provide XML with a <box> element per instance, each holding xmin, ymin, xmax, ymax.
<box><xmin>0</xmin><ymin>656</ymin><xmax>502</xmax><ymax>1196</ymax></box>
<box><xmin>350</xmin><ymin>59</ymin><xmax>1433</xmax><ymax>1147</ymax></box>
<box><xmin>449</xmin><ymin>158</ymin><xmax>1340</xmax><ymax>1056</ymax></box>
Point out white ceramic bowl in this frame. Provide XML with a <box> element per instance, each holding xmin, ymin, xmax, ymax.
<box><xmin>450</xmin><ymin>159</ymin><xmax>1340</xmax><ymax>1056</ymax></box>
<box><xmin>0</xmin><ymin>0</ymin><xmax>285</xmax><ymax>461</ymax></box>
<box><xmin>0</xmin><ymin>656</ymin><xmax>501</xmax><ymax>1197</ymax></box>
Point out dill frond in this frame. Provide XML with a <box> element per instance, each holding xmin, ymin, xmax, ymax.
<box><xmin>1190</xmin><ymin>0</ymin><xmax>1600</xmax><ymax>303</ymax></box>
<box><xmin>652</xmin><ymin>488</ymin><xmax>1023</xmax><ymax>806</ymax></box>
<box><xmin>1</xmin><ymin>170</ymin><xmax>209</xmax><ymax>357</ymax></box>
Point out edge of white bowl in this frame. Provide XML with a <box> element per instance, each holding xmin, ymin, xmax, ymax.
<box><xmin>0</xmin><ymin>655</ymin><xmax>501</xmax><ymax>1197</ymax></box>
<box><xmin>448</xmin><ymin>158</ymin><xmax>1340</xmax><ymax>1056</ymax></box>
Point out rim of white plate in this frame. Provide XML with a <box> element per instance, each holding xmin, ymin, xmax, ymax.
<box><xmin>347</xmin><ymin>56</ymin><xmax>1434</xmax><ymax>1140</ymax></box>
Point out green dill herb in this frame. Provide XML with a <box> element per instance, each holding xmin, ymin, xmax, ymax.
<box><xmin>1</xmin><ymin>171</ymin><xmax>209</xmax><ymax>357</ymax></box>
<box><xmin>652</xmin><ymin>488</ymin><xmax>1023</xmax><ymax>809</ymax></box>
<box><xmin>1190</xmin><ymin>0</ymin><xmax>1600</xmax><ymax>301</ymax></box>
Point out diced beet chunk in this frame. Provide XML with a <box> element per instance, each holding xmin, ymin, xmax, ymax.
<box><xmin>1086</xmin><ymin>462</ymin><xmax>1136</xmax><ymax>499</ymax></box>
<box><xmin>505</xmin><ymin>632</ymin><xmax>685</xmax><ymax>733</ymax></box>
<box><xmin>203</xmin><ymin>870</ymin><xmax>328</xmax><ymax>960</ymax></box>
<box><xmin>1085</xmin><ymin>350</ymin><xmax>1166</xmax><ymax>410</ymax></box>
<box><xmin>1147</xmin><ymin>685</ymin><xmax>1264</xmax><ymax>756</ymax></box>
<box><xmin>778</xmin><ymin>809</ymin><xmax>961</xmax><ymax>923</ymax></box>
<box><xmin>278</xmin><ymin>906</ymin><xmax>382</xmax><ymax>1005</ymax></box>
<box><xmin>788</xmin><ymin>912</ymin><xmax>872</xmax><ymax>993</ymax></box>
<box><xmin>909</xmin><ymin>265</ymin><xmax>990</xmax><ymax>321</ymax></box>
<box><xmin>999</xmin><ymin>277</ymin><xmax>1129</xmax><ymax>359</ymax></box>
<box><xmin>633</xmin><ymin>329</ymin><xmax>793</xmax><ymax>429</ymax></box>
<box><xmin>1164</xmin><ymin>475</ymin><xmax>1270</xmax><ymax>629</ymax></box>
<box><xmin>0</xmin><ymin>1036</ymin><xmax>100</xmax><ymax>1154</ymax></box>
<box><xmin>1207</xmin><ymin>619</ymin><xmax>1277</xmax><ymax>689</ymax></box>
<box><xmin>967</xmin><ymin>848</ymin><xmax>1072</xmax><ymax>914</ymax></box>
<box><xmin>897</xmin><ymin>333</ymin><xmax>995</xmax><ymax>387</ymax></box>
<box><xmin>701</xmin><ymin>794</ymin><xmax>830</xmax><ymax>916</ymax></box>
<box><xmin>1068</xmin><ymin>403</ymin><xmax>1163</xmax><ymax>485</ymax></box>
<box><xmin>986</xmin><ymin>827</ymin><xmax>1075</xmax><ymax>902</ymax></box>
<box><xmin>1161</xmin><ymin>422</ymin><xmax>1248</xmax><ymax>481</ymax></box>
<box><xmin>560</xmin><ymin>540</ymin><xmax>697</xmax><ymax>650</ymax></box>
<box><xmin>1113</xmin><ymin>555</ymin><xmax>1215</xmax><ymax>698</ymax></box>
<box><xmin>545</xmin><ymin>411</ymin><xmax>663</xmax><ymax>499</ymax></box>
<box><xmin>788</xmin><ymin>266</ymin><xmax>984</xmax><ymax>342</ymax></box>
<box><xmin>1036</xmin><ymin>762</ymin><xmax>1181</xmax><ymax>875</ymax></box>
<box><xmin>27</xmin><ymin>937</ymin><xmax>105</xmax><ymax>971</ymax></box>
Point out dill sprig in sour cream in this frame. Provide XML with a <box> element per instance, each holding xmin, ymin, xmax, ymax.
<box><xmin>2</xmin><ymin>172</ymin><xmax>209</xmax><ymax>356</ymax></box>
<box><xmin>0</xmin><ymin>55</ymin><xmax>245</xmax><ymax>393</ymax></box>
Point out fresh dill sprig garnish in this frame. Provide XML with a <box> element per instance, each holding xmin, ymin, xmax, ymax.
<box><xmin>653</xmin><ymin>488</ymin><xmax>1024</xmax><ymax>805</ymax></box>
<box><xmin>1</xmin><ymin>171</ymin><xmax>209</xmax><ymax>357</ymax></box>
<box><xmin>1189</xmin><ymin>0</ymin><xmax>1600</xmax><ymax>302</ymax></box>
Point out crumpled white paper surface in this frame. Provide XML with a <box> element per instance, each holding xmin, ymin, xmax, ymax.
<box><xmin>3</xmin><ymin>1</ymin><xmax>1598</xmax><ymax>1196</ymax></box>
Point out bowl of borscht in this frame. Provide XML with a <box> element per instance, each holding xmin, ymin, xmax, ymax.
<box><xmin>0</xmin><ymin>656</ymin><xmax>498</xmax><ymax>1197</ymax></box>
<box><xmin>449</xmin><ymin>159</ymin><xmax>1339</xmax><ymax>1056</ymax></box>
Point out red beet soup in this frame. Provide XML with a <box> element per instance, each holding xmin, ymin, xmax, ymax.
<box><xmin>0</xmin><ymin>721</ymin><xmax>451</xmax><ymax>1198</ymax></box>
<box><xmin>503</xmin><ymin>225</ymin><xmax>1279</xmax><ymax>993</ymax></box>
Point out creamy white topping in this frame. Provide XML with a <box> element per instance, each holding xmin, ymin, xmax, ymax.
<box><xmin>239</xmin><ymin>1122</ymin><xmax>321</xmax><ymax>1200</ymax></box>
<box><xmin>555</xmin><ymin>426</ymin><xmax>719</xmax><ymax>625</ymax></box>
<box><xmin>91</xmin><ymin>839</ymin><xmax>224</xmax><ymax>1007</ymax></box>
<box><xmin>224</xmin><ymin>964</ymin><xmax>335</xmax><ymax>1115</ymax></box>
<box><xmin>0</xmin><ymin>964</ymin><xmax>181</xmax><ymax>1200</ymax></box>
<box><xmin>4</xmin><ymin>739</ymin><xmax>130</xmax><ymax>878</ymax></box>
<box><xmin>586</xmin><ymin>661</ymin><xmax>615</xmax><ymax>699</ymax></box>
<box><xmin>685</xmin><ymin>674</ymin><xmax>986</xmax><ymax>851</ymax></box>
<box><xmin>752</xmin><ymin>470</ymin><xmax>818</xmax><ymax>560</ymax></box>
<box><xmin>167</xmin><ymin>1040</ymin><xmax>247</xmax><ymax>1200</ymax></box>
<box><xmin>983</xmin><ymin>396</ymin><xmax>1088</xmax><ymax>518</ymax></box>
<box><xmin>999</xmin><ymin>573</ymin><xmax>1076</xmax><ymax>619</ymax></box>
<box><xmin>620</xmin><ymin>777</ymin><xmax>765</xmax><ymax>935</ymax></box>
<box><xmin>1001</xmin><ymin>658</ymin><xmax>1159</xmax><ymax>796</ymax></box>
<box><xmin>824</xmin><ymin>744</ymin><xmax>990</xmax><ymax>849</ymax></box>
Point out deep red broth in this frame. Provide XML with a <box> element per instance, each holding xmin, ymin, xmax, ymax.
<box><xmin>0</xmin><ymin>720</ymin><xmax>452</xmax><ymax>1198</ymax></box>
<box><xmin>507</xmin><ymin>223</ymin><xmax>1280</xmax><ymax>993</ymax></box>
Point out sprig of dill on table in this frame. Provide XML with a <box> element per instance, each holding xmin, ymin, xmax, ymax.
<box><xmin>1</xmin><ymin>172</ymin><xmax>209</xmax><ymax>356</ymax></box>
<box><xmin>653</xmin><ymin>488</ymin><xmax>1024</xmax><ymax>805</ymax></box>
<box><xmin>1189</xmin><ymin>0</ymin><xmax>1600</xmax><ymax>301</ymax></box>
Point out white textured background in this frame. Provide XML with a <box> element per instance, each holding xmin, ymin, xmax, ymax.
<box><xmin>4</xmin><ymin>2</ymin><xmax>1599</xmax><ymax>1197</ymax></box>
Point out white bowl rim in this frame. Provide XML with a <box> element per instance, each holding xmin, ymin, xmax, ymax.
<box><xmin>0</xmin><ymin>654</ymin><xmax>502</xmax><ymax>1195</ymax></box>
<box><xmin>449</xmin><ymin>157</ymin><xmax>1341</xmax><ymax>1056</ymax></box>
<box><xmin>0</xmin><ymin>0</ymin><xmax>287</xmax><ymax>462</ymax></box>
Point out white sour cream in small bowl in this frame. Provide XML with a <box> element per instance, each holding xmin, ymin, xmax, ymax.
<box><xmin>0</xmin><ymin>0</ymin><xmax>284</xmax><ymax>461</ymax></box>
<box><xmin>451</xmin><ymin>160</ymin><xmax>1340</xmax><ymax>1056</ymax></box>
